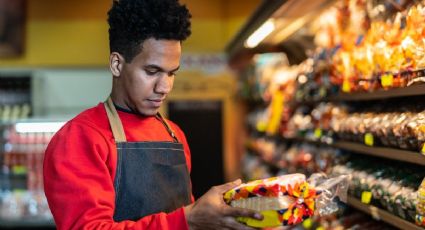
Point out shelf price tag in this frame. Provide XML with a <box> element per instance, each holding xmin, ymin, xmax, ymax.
<box><xmin>12</xmin><ymin>165</ymin><xmax>27</xmax><ymax>175</ymax></box>
<box><xmin>421</xmin><ymin>143</ymin><xmax>425</xmax><ymax>155</ymax></box>
<box><xmin>316</xmin><ymin>227</ymin><xmax>325</xmax><ymax>230</ymax></box>
<box><xmin>314</xmin><ymin>128</ymin><xmax>322</xmax><ymax>139</ymax></box>
<box><xmin>381</xmin><ymin>74</ymin><xmax>394</xmax><ymax>88</ymax></box>
<box><xmin>342</xmin><ymin>80</ymin><xmax>351</xmax><ymax>93</ymax></box>
<box><xmin>364</xmin><ymin>133</ymin><xmax>374</xmax><ymax>146</ymax></box>
<box><xmin>361</xmin><ymin>191</ymin><xmax>373</xmax><ymax>204</ymax></box>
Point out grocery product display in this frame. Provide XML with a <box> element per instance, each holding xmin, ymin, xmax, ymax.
<box><xmin>0</xmin><ymin>77</ymin><xmax>58</xmax><ymax>228</ymax></box>
<box><xmin>0</xmin><ymin>122</ymin><xmax>59</xmax><ymax>227</ymax></box>
<box><xmin>228</xmin><ymin>0</ymin><xmax>425</xmax><ymax>229</ymax></box>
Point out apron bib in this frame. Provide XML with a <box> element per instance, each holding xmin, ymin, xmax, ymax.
<box><xmin>104</xmin><ymin>97</ymin><xmax>191</xmax><ymax>221</ymax></box>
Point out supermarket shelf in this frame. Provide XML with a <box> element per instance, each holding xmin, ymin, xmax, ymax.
<box><xmin>328</xmin><ymin>84</ymin><xmax>425</xmax><ymax>101</ymax></box>
<box><xmin>347</xmin><ymin>196</ymin><xmax>423</xmax><ymax>230</ymax></box>
<box><xmin>332</xmin><ymin>141</ymin><xmax>425</xmax><ymax>166</ymax></box>
<box><xmin>290</xmin><ymin>137</ymin><xmax>425</xmax><ymax>166</ymax></box>
<box><xmin>0</xmin><ymin>217</ymin><xmax>55</xmax><ymax>228</ymax></box>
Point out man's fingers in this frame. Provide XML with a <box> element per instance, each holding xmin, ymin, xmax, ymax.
<box><xmin>222</xmin><ymin>206</ymin><xmax>263</xmax><ymax>220</ymax></box>
<box><xmin>213</xmin><ymin>179</ymin><xmax>242</xmax><ymax>193</ymax></box>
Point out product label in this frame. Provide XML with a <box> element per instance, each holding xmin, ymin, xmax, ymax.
<box><xmin>302</xmin><ymin>218</ymin><xmax>312</xmax><ymax>229</ymax></box>
<box><xmin>364</xmin><ymin>133</ymin><xmax>374</xmax><ymax>146</ymax></box>
<box><xmin>361</xmin><ymin>191</ymin><xmax>373</xmax><ymax>204</ymax></box>
<box><xmin>381</xmin><ymin>74</ymin><xmax>394</xmax><ymax>88</ymax></box>
<box><xmin>421</xmin><ymin>143</ymin><xmax>425</xmax><ymax>155</ymax></box>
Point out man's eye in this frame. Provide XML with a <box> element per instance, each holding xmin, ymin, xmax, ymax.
<box><xmin>145</xmin><ymin>70</ymin><xmax>158</xmax><ymax>75</ymax></box>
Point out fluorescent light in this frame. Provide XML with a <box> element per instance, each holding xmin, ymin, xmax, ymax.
<box><xmin>15</xmin><ymin>122</ymin><xmax>65</xmax><ymax>133</ymax></box>
<box><xmin>245</xmin><ymin>19</ymin><xmax>275</xmax><ymax>48</ymax></box>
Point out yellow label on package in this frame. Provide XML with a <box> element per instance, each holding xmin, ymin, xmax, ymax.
<box><xmin>361</xmin><ymin>191</ymin><xmax>372</xmax><ymax>204</ymax></box>
<box><xmin>237</xmin><ymin>210</ymin><xmax>281</xmax><ymax>228</ymax></box>
<box><xmin>364</xmin><ymin>133</ymin><xmax>374</xmax><ymax>146</ymax></box>
<box><xmin>381</xmin><ymin>74</ymin><xmax>393</xmax><ymax>88</ymax></box>
<box><xmin>421</xmin><ymin>143</ymin><xmax>425</xmax><ymax>155</ymax></box>
<box><xmin>302</xmin><ymin>218</ymin><xmax>313</xmax><ymax>229</ymax></box>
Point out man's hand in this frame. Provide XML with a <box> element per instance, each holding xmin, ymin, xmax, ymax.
<box><xmin>184</xmin><ymin>179</ymin><xmax>263</xmax><ymax>230</ymax></box>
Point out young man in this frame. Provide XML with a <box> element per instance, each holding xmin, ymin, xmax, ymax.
<box><xmin>43</xmin><ymin>0</ymin><xmax>262</xmax><ymax>229</ymax></box>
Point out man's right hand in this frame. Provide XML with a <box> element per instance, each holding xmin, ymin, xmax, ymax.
<box><xmin>184</xmin><ymin>179</ymin><xmax>263</xmax><ymax>230</ymax></box>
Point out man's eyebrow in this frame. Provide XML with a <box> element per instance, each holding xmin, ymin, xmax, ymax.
<box><xmin>144</xmin><ymin>64</ymin><xmax>180</xmax><ymax>72</ymax></box>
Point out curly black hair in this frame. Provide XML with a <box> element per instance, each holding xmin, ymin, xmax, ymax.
<box><xmin>107</xmin><ymin>0</ymin><xmax>192</xmax><ymax>62</ymax></box>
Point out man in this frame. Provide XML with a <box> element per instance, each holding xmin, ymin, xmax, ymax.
<box><xmin>43</xmin><ymin>0</ymin><xmax>263</xmax><ymax>229</ymax></box>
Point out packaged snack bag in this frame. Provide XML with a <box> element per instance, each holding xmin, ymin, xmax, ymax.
<box><xmin>223</xmin><ymin>173</ymin><xmax>349</xmax><ymax>228</ymax></box>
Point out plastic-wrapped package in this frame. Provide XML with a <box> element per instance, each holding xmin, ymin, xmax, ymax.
<box><xmin>223</xmin><ymin>173</ymin><xmax>349</xmax><ymax>228</ymax></box>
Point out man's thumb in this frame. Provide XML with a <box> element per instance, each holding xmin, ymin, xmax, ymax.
<box><xmin>215</xmin><ymin>179</ymin><xmax>242</xmax><ymax>193</ymax></box>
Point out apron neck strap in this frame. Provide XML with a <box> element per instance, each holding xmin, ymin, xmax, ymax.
<box><xmin>104</xmin><ymin>97</ymin><xmax>127</xmax><ymax>143</ymax></box>
<box><xmin>104</xmin><ymin>97</ymin><xmax>179</xmax><ymax>143</ymax></box>
<box><xmin>155</xmin><ymin>113</ymin><xmax>179</xmax><ymax>143</ymax></box>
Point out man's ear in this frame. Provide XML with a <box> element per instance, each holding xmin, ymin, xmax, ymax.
<box><xmin>109</xmin><ymin>52</ymin><xmax>125</xmax><ymax>77</ymax></box>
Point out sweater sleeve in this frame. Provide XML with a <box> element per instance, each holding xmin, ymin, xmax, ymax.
<box><xmin>43</xmin><ymin>121</ymin><xmax>189</xmax><ymax>230</ymax></box>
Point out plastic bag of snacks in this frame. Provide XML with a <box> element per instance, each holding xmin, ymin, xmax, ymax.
<box><xmin>223</xmin><ymin>173</ymin><xmax>349</xmax><ymax>228</ymax></box>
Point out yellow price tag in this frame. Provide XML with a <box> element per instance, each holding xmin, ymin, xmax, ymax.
<box><xmin>12</xmin><ymin>165</ymin><xmax>27</xmax><ymax>175</ymax></box>
<box><xmin>364</xmin><ymin>133</ymin><xmax>374</xmax><ymax>146</ymax></box>
<box><xmin>302</xmin><ymin>218</ymin><xmax>313</xmax><ymax>229</ymax></box>
<box><xmin>381</xmin><ymin>74</ymin><xmax>394</xmax><ymax>88</ymax></box>
<box><xmin>314</xmin><ymin>128</ymin><xmax>322</xmax><ymax>139</ymax></box>
<box><xmin>421</xmin><ymin>143</ymin><xmax>425</xmax><ymax>155</ymax></box>
<box><xmin>342</xmin><ymin>80</ymin><xmax>351</xmax><ymax>93</ymax></box>
<box><xmin>316</xmin><ymin>227</ymin><xmax>325</xmax><ymax>230</ymax></box>
<box><xmin>361</xmin><ymin>191</ymin><xmax>373</xmax><ymax>204</ymax></box>
<box><xmin>256</xmin><ymin>121</ymin><xmax>267</xmax><ymax>132</ymax></box>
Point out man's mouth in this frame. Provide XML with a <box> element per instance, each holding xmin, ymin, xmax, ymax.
<box><xmin>147</xmin><ymin>99</ymin><xmax>163</xmax><ymax>107</ymax></box>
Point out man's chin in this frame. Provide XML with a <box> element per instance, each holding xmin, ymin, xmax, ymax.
<box><xmin>137</xmin><ymin>107</ymin><xmax>160</xmax><ymax>116</ymax></box>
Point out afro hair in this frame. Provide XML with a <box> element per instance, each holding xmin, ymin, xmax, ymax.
<box><xmin>107</xmin><ymin>0</ymin><xmax>192</xmax><ymax>62</ymax></box>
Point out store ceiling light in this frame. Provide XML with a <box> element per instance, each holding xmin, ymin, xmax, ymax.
<box><xmin>15</xmin><ymin>122</ymin><xmax>65</xmax><ymax>133</ymax></box>
<box><xmin>245</xmin><ymin>19</ymin><xmax>275</xmax><ymax>48</ymax></box>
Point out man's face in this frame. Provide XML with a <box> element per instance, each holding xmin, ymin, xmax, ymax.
<box><xmin>118</xmin><ymin>38</ymin><xmax>181</xmax><ymax>116</ymax></box>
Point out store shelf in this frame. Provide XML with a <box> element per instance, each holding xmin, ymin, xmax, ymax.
<box><xmin>329</xmin><ymin>84</ymin><xmax>425</xmax><ymax>101</ymax></box>
<box><xmin>289</xmin><ymin>137</ymin><xmax>425</xmax><ymax>166</ymax></box>
<box><xmin>347</xmin><ymin>196</ymin><xmax>422</xmax><ymax>230</ymax></box>
<box><xmin>332</xmin><ymin>141</ymin><xmax>425</xmax><ymax>166</ymax></box>
<box><xmin>0</xmin><ymin>218</ymin><xmax>55</xmax><ymax>228</ymax></box>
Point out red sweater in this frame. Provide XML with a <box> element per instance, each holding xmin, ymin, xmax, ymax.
<box><xmin>43</xmin><ymin>103</ymin><xmax>193</xmax><ymax>230</ymax></box>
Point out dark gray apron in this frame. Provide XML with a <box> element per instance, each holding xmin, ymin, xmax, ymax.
<box><xmin>104</xmin><ymin>97</ymin><xmax>192</xmax><ymax>222</ymax></box>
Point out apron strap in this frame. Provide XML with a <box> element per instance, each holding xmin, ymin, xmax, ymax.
<box><xmin>104</xmin><ymin>97</ymin><xmax>127</xmax><ymax>143</ymax></box>
<box><xmin>156</xmin><ymin>113</ymin><xmax>179</xmax><ymax>143</ymax></box>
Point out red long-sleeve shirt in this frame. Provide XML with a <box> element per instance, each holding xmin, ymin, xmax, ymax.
<box><xmin>43</xmin><ymin>103</ymin><xmax>193</xmax><ymax>230</ymax></box>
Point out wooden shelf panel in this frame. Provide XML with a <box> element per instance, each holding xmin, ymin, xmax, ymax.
<box><xmin>329</xmin><ymin>84</ymin><xmax>425</xmax><ymax>101</ymax></box>
<box><xmin>332</xmin><ymin>141</ymin><xmax>425</xmax><ymax>166</ymax></box>
<box><xmin>288</xmin><ymin>137</ymin><xmax>425</xmax><ymax>166</ymax></box>
<box><xmin>347</xmin><ymin>196</ymin><xmax>423</xmax><ymax>230</ymax></box>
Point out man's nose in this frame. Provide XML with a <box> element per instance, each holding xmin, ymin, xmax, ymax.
<box><xmin>155</xmin><ymin>74</ymin><xmax>173</xmax><ymax>94</ymax></box>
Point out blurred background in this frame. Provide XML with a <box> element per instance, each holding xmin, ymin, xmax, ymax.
<box><xmin>1</xmin><ymin>0</ymin><xmax>425</xmax><ymax>229</ymax></box>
